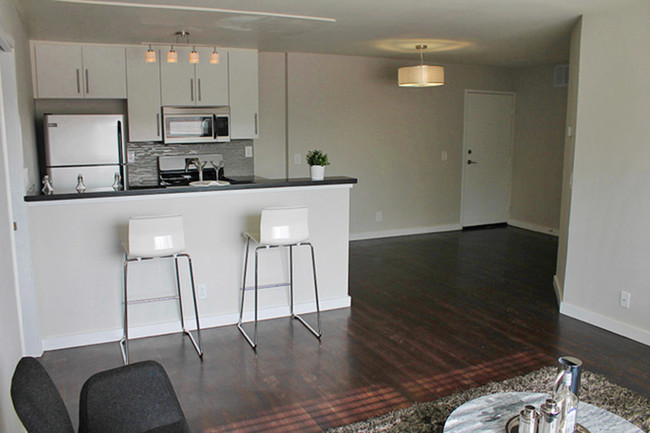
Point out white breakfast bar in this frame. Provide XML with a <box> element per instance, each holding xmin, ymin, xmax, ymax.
<box><xmin>25</xmin><ymin>177</ymin><xmax>356</xmax><ymax>350</ymax></box>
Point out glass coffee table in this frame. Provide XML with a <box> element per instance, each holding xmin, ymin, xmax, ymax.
<box><xmin>443</xmin><ymin>392</ymin><xmax>643</xmax><ymax>433</ymax></box>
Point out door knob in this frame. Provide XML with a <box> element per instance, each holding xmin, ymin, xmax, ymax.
<box><xmin>467</xmin><ymin>160</ymin><xmax>478</xmax><ymax>165</ymax></box>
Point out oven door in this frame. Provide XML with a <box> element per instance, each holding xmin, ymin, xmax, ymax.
<box><xmin>163</xmin><ymin>113</ymin><xmax>217</xmax><ymax>144</ymax></box>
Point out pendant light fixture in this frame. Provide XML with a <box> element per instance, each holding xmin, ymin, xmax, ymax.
<box><xmin>398</xmin><ymin>44</ymin><xmax>444</xmax><ymax>87</ymax></box>
<box><xmin>143</xmin><ymin>31</ymin><xmax>222</xmax><ymax>65</ymax></box>
<box><xmin>210</xmin><ymin>47</ymin><xmax>220</xmax><ymax>64</ymax></box>
<box><xmin>167</xmin><ymin>45</ymin><xmax>178</xmax><ymax>63</ymax></box>
<box><xmin>145</xmin><ymin>44</ymin><xmax>156</xmax><ymax>63</ymax></box>
<box><xmin>189</xmin><ymin>46</ymin><xmax>199</xmax><ymax>64</ymax></box>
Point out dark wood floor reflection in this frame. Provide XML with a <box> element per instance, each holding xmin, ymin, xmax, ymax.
<box><xmin>40</xmin><ymin>227</ymin><xmax>650</xmax><ymax>432</ymax></box>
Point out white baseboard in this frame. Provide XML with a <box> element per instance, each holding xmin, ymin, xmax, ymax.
<box><xmin>559</xmin><ymin>302</ymin><xmax>650</xmax><ymax>346</ymax></box>
<box><xmin>350</xmin><ymin>223</ymin><xmax>461</xmax><ymax>241</ymax></box>
<box><xmin>42</xmin><ymin>296</ymin><xmax>351</xmax><ymax>351</ymax></box>
<box><xmin>508</xmin><ymin>219</ymin><xmax>559</xmax><ymax>236</ymax></box>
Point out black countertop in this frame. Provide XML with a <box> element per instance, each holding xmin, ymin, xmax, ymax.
<box><xmin>24</xmin><ymin>176</ymin><xmax>358</xmax><ymax>202</ymax></box>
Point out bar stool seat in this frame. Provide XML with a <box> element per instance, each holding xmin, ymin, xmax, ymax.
<box><xmin>120</xmin><ymin>215</ymin><xmax>203</xmax><ymax>364</ymax></box>
<box><xmin>238</xmin><ymin>206</ymin><xmax>322</xmax><ymax>350</ymax></box>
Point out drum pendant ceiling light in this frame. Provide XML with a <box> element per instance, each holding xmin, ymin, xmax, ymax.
<box><xmin>398</xmin><ymin>44</ymin><xmax>444</xmax><ymax>87</ymax></box>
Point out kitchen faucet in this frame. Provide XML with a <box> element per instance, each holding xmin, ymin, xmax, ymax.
<box><xmin>185</xmin><ymin>157</ymin><xmax>207</xmax><ymax>182</ymax></box>
<box><xmin>209</xmin><ymin>160</ymin><xmax>224</xmax><ymax>180</ymax></box>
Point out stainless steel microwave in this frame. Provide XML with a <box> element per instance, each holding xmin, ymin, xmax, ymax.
<box><xmin>162</xmin><ymin>106</ymin><xmax>230</xmax><ymax>144</ymax></box>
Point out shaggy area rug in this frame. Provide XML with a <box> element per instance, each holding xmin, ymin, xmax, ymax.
<box><xmin>326</xmin><ymin>367</ymin><xmax>650</xmax><ymax>433</ymax></box>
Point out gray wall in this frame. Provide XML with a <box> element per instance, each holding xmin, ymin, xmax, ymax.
<box><xmin>559</xmin><ymin>0</ymin><xmax>650</xmax><ymax>344</ymax></box>
<box><xmin>0</xmin><ymin>0</ymin><xmax>33</xmax><ymax>429</ymax></box>
<box><xmin>256</xmin><ymin>52</ymin><xmax>521</xmax><ymax>238</ymax></box>
<box><xmin>510</xmin><ymin>65</ymin><xmax>567</xmax><ymax>232</ymax></box>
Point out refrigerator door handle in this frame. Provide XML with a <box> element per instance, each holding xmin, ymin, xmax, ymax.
<box><xmin>76</xmin><ymin>69</ymin><xmax>81</xmax><ymax>94</ymax></box>
<box><xmin>85</xmin><ymin>69</ymin><xmax>90</xmax><ymax>94</ymax></box>
<box><xmin>117</xmin><ymin>120</ymin><xmax>125</xmax><ymax>190</ymax></box>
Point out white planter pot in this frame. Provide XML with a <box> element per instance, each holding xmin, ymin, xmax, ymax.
<box><xmin>310</xmin><ymin>165</ymin><xmax>325</xmax><ymax>181</ymax></box>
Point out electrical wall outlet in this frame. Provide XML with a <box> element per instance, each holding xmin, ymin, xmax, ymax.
<box><xmin>619</xmin><ymin>291</ymin><xmax>631</xmax><ymax>308</ymax></box>
<box><xmin>375</xmin><ymin>211</ymin><xmax>383</xmax><ymax>222</ymax></box>
<box><xmin>245</xmin><ymin>146</ymin><xmax>253</xmax><ymax>158</ymax></box>
<box><xmin>127</xmin><ymin>151</ymin><xmax>136</xmax><ymax>163</ymax></box>
<box><xmin>441</xmin><ymin>151</ymin><xmax>448</xmax><ymax>161</ymax></box>
<box><xmin>198</xmin><ymin>284</ymin><xmax>207</xmax><ymax>299</ymax></box>
<box><xmin>294</xmin><ymin>153</ymin><xmax>302</xmax><ymax>165</ymax></box>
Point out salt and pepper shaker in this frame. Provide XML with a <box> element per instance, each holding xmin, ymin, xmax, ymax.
<box><xmin>112</xmin><ymin>172</ymin><xmax>122</xmax><ymax>191</ymax></box>
<box><xmin>41</xmin><ymin>175</ymin><xmax>54</xmax><ymax>195</ymax></box>
<box><xmin>75</xmin><ymin>174</ymin><xmax>86</xmax><ymax>193</ymax></box>
<box><xmin>539</xmin><ymin>399</ymin><xmax>561</xmax><ymax>433</ymax></box>
<box><xmin>518</xmin><ymin>405</ymin><xmax>540</xmax><ymax>433</ymax></box>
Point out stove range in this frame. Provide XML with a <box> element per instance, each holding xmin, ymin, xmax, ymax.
<box><xmin>158</xmin><ymin>154</ymin><xmax>251</xmax><ymax>186</ymax></box>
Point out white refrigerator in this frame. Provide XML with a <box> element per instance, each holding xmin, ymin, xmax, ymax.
<box><xmin>44</xmin><ymin>114</ymin><xmax>126</xmax><ymax>193</ymax></box>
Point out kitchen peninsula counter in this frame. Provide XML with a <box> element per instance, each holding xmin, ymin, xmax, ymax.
<box><xmin>24</xmin><ymin>176</ymin><xmax>357</xmax><ymax>202</ymax></box>
<box><xmin>25</xmin><ymin>177</ymin><xmax>355</xmax><ymax>352</ymax></box>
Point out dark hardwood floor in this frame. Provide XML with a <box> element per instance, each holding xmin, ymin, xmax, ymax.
<box><xmin>40</xmin><ymin>227</ymin><xmax>650</xmax><ymax>432</ymax></box>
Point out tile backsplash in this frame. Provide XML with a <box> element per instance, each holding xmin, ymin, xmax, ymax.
<box><xmin>126</xmin><ymin>140</ymin><xmax>254</xmax><ymax>186</ymax></box>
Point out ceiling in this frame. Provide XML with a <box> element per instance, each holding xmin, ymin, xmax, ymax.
<box><xmin>15</xmin><ymin>0</ymin><xmax>634</xmax><ymax>67</ymax></box>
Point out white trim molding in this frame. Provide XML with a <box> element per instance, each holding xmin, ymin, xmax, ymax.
<box><xmin>508</xmin><ymin>219</ymin><xmax>559</xmax><ymax>236</ymax></box>
<box><xmin>350</xmin><ymin>223</ymin><xmax>461</xmax><ymax>241</ymax></box>
<box><xmin>42</xmin><ymin>296</ymin><xmax>351</xmax><ymax>351</ymax></box>
<box><xmin>560</xmin><ymin>302</ymin><xmax>650</xmax><ymax>346</ymax></box>
<box><xmin>552</xmin><ymin>274</ymin><xmax>563</xmax><ymax>306</ymax></box>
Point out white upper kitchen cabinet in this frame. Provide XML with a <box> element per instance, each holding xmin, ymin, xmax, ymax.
<box><xmin>32</xmin><ymin>43</ymin><xmax>127</xmax><ymax>99</ymax></box>
<box><xmin>160</xmin><ymin>47</ymin><xmax>229</xmax><ymax>107</ymax></box>
<box><xmin>195</xmin><ymin>47</ymin><xmax>229</xmax><ymax>106</ymax></box>
<box><xmin>228</xmin><ymin>49</ymin><xmax>259</xmax><ymax>139</ymax></box>
<box><xmin>126</xmin><ymin>46</ymin><xmax>162</xmax><ymax>142</ymax></box>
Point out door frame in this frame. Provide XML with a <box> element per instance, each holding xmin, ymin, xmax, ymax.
<box><xmin>460</xmin><ymin>89</ymin><xmax>516</xmax><ymax>227</ymax></box>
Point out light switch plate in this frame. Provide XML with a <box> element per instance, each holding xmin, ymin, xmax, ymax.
<box><xmin>294</xmin><ymin>154</ymin><xmax>302</xmax><ymax>165</ymax></box>
<box><xmin>441</xmin><ymin>151</ymin><xmax>448</xmax><ymax>161</ymax></box>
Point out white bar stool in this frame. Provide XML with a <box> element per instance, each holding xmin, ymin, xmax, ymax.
<box><xmin>120</xmin><ymin>215</ymin><xmax>203</xmax><ymax>364</ymax></box>
<box><xmin>238</xmin><ymin>206</ymin><xmax>322</xmax><ymax>350</ymax></box>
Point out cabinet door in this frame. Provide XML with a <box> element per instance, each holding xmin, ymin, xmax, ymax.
<box><xmin>126</xmin><ymin>47</ymin><xmax>162</xmax><ymax>142</ymax></box>
<box><xmin>34</xmin><ymin>43</ymin><xmax>84</xmax><ymax>98</ymax></box>
<box><xmin>81</xmin><ymin>46</ymin><xmax>127</xmax><ymax>98</ymax></box>
<box><xmin>228</xmin><ymin>49</ymin><xmax>259</xmax><ymax>139</ymax></box>
<box><xmin>194</xmin><ymin>47</ymin><xmax>229</xmax><ymax>106</ymax></box>
<box><xmin>160</xmin><ymin>47</ymin><xmax>196</xmax><ymax>106</ymax></box>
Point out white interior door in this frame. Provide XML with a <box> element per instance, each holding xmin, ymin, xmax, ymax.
<box><xmin>461</xmin><ymin>91</ymin><xmax>514</xmax><ymax>227</ymax></box>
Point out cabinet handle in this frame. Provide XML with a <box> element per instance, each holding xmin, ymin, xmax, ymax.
<box><xmin>198</xmin><ymin>79</ymin><xmax>201</xmax><ymax>101</ymax></box>
<box><xmin>156</xmin><ymin>113</ymin><xmax>161</xmax><ymax>137</ymax></box>
<box><xmin>190</xmin><ymin>78</ymin><xmax>194</xmax><ymax>101</ymax></box>
<box><xmin>254</xmin><ymin>113</ymin><xmax>258</xmax><ymax>135</ymax></box>
<box><xmin>85</xmin><ymin>69</ymin><xmax>89</xmax><ymax>94</ymax></box>
<box><xmin>76</xmin><ymin>69</ymin><xmax>81</xmax><ymax>94</ymax></box>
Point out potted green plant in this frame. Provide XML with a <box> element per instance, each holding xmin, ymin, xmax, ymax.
<box><xmin>306</xmin><ymin>149</ymin><xmax>330</xmax><ymax>181</ymax></box>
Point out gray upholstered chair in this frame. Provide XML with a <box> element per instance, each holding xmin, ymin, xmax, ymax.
<box><xmin>78</xmin><ymin>360</ymin><xmax>191</xmax><ymax>433</ymax></box>
<box><xmin>11</xmin><ymin>357</ymin><xmax>190</xmax><ymax>433</ymax></box>
<box><xmin>10</xmin><ymin>356</ymin><xmax>75</xmax><ymax>433</ymax></box>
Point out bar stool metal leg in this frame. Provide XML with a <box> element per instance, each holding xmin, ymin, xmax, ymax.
<box><xmin>292</xmin><ymin>242</ymin><xmax>322</xmax><ymax>339</ymax></box>
<box><xmin>237</xmin><ymin>237</ymin><xmax>257</xmax><ymax>350</ymax></box>
<box><xmin>120</xmin><ymin>257</ymin><xmax>130</xmax><ymax>365</ymax></box>
<box><xmin>176</xmin><ymin>253</ymin><xmax>203</xmax><ymax>358</ymax></box>
<box><xmin>183</xmin><ymin>253</ymin><xmax>203</xmax><ymax>357</ymax></box>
